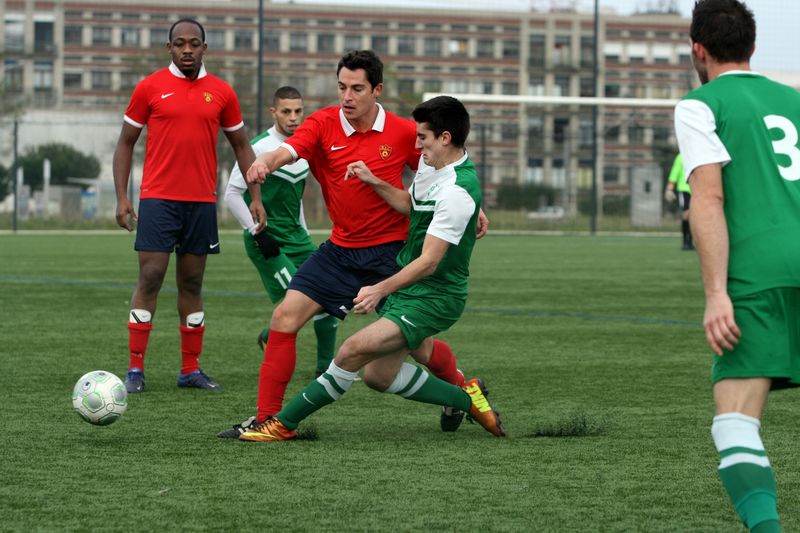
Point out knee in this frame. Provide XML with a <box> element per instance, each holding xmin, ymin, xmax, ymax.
<box><xmin>138</xmin><ymin>264</ymin><xmax>166</xmax><ymax>294</ymax></box>
<box><xmin>269</xmin><ymin>303</ymin><xmax>304</xmax><ymax>334</ymax></box>
<box><xmin>362</xmin><ymin>369</ymin><xmax>393</xmax><ymax>392</ymax></box>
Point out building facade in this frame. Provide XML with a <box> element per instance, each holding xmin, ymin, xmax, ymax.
<box><xmin>1</xmin><ymin>0</ymin><xmax>693</xmax><ymax>209</ymax></box>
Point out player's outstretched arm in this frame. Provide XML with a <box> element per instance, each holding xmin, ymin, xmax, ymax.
<box><xmin>689</xmin><ymin>163</ymin><xmax>741</xmax><ymax>355</ymax></box>
<box><xmin>246</xmin><ymin>146</ymin><xmax>294</xmax><ymax>185</ymax></box>
<box><xmin>112</xmin><ymin>122</ymin><xmax>142</xmax><ymax>231</ymax></box>
<box><xmin>353</xmin><ymin>234</ymin><xmax>449</xmax><ymax>314</ymax></box>
<box><xmin>345</xmin><ymin>160</ymin><xmax>411</xmax><ymax>215</ymax></box>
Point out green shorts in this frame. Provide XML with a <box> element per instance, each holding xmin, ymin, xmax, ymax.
<box><xmin>379</xmin><ymin>286</ymin><xmax>466</xmax><ymax>350</ymax></box>
<box><xmin>243</xmin><ymin>230</ymin><xmax>316</xmax><ymax>303</ymax></box>
<box><xmin>712</xmin><ymin>287</ymin><xmax>800</xmax><ymax>387</ymax></box>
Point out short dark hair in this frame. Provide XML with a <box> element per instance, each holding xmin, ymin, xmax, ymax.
<box><xmin>273</xmin><ymin>86</ymin><xmax>302</xmax><ymax>105</ymax></box>
<box><xmin>412</xmin><ymin>96</ymin><xmax>470</xmax><ymax>148</ymax></box>
<box><xmin>337</xmin><ymin>50</ymin><xmax>383</xmax><ymax>89</ymax></box>
<box><xmin>169</xmin><ymin>18</ymin><xmax>206</xmax><ymax>44</ymax></box>
<box><xmin>690</xmin><ymin>0</ymin><xmax>755</xmax><ymax>63</ymax></box>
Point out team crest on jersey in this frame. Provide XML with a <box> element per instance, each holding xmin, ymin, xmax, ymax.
<box><xmin>203</xmin><ymin>92</ymin><xmax>213</xmax><ymax>104</ymax></box>
<box><xmin>379</xmin><ymin>144</ymin><xmax>392</xmax><ymax>160</ymax></box>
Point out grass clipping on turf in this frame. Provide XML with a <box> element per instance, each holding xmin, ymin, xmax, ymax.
<box><xmin>527</xmin><ymin>411</ymin><xmax>609</xmax><ymax>438</ymax></box>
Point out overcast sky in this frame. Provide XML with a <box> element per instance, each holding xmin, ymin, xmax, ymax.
<box><xmin>275</xmin><ymin>0</ymin><xmax>800</xmax><ymax>73</ymax></box>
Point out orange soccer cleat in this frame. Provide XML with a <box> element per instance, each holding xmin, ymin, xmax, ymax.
<box><xmin>239</xmin><ymin>417</ymin><xmax>298</xmax><ymax>442</ymax></box>
<box><xmin>463</xmin><ymin>378</ymin><xmax>507</xmax><ymax>437</ymax></box>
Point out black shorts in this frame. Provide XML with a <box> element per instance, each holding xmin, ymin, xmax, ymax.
<box><xmin>289</xmin><ymin>240</ymin><xmax>404</xmax><ymax>319</ymax></box>
<box><xmin>678</xmin><ymin>191</ymin><xmax>691</xmax><ymax>211</ymax></box>
<box><xmin>135</xmin><ymin>198</ymin><xmax>220</xmax><ymax>255</ymax></box>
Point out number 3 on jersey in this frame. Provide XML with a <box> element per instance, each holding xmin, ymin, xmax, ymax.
<box><xmin>763</xmin><ymin>114</ymin><xmax>800</xmax><ymax>181</ymax></box>
<box><xmin>273</xmin><ymin>267</ymin><xmax>292</xmax><ymax>290</ymax></box>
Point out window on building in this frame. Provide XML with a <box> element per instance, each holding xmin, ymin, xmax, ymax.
<box><xmin>653</xmin><ymin>126</ymin><xmax>670</xmax><ymax>143</ymax></box>
<box><xmin>234</xmin><ymin>31</ymin><xmax>253</xmax><ymax>51</ymax></box>
<box><xmin>264</xmin><ymin>32</ymin><xmax>280</xmax><ymax>52</ymax></box>
<box><xmin>554</xmin><ymin>75</ymin><xmax>570</xmax><ymax>96</ymax></box>
<box><xmin>121</xmin><ymin>27</ymin><xmax>140</xmax><ymax>47</ymax></box>
<box><xmin>64</xmin><ymin>72</ymin><xmax>83</xmax><ymax>89</ymax></box>
<box><xmin>317</xmin><ymin>33</ymin><xmax>335</xmax><ymax>53</ymax></box>
<box><xmin>91</xmin><ymin>70</ymin><xmax>112</xmax><ymax>89</ymax></box>
<box><xmin>580</xmin><ymin>36</ymin><xmax>594</xmax><ymax>67</ymax></box>
<box><xmin>150</xmin><ymin>28</ymin><xmax>168</xmax><ymax>46</ymax></box>
<box><xmin>445</xmin><ymin>79</ymin><xmax>468</xmax><ymax>93</ymax></box>
<box><xmin>371</xmin><ymin>35</ymin><xmax>388</xmax><ymax>55</ymax></box>
<box><xmin>398</xmin><ymin>35</ymin><xmax>416</xmax><ymax>55</ymax></box>
<box><xmin>344</xmin><ymin>34</ymin><xmax>362</xmax><ymax>52</ymax></box>
<box><xmin>34</xmin><ymin>20</ymin><xmax>55</xmax><ymax>53</ymax></box>
<box><xmin>529</xmin><ymin>34</ymin><xmax>545</xmax><ymax>66</ymax></box>
<box><xmin>553</xmin><ymin>116</ymin><xmax>569</xmax><ymax>144</ymax></box>
<box><xmin>527</xmin><ymin>116</ymin><xmax>543</xmax><ymax>150</ymax></box>
<box><xmin>480</xmin><ymin>81</ymin><xmax>494</xmax><ymax>94</ymax></box>
<box><xmin>553</xmin><ymin>35</ymin><xmax>571</xmax><ymax>66</ymax></box>
<box><xmin>477</xmin><ymin>39</ymin><xmax>494</xmax><ymax>59</ymax></box>
<box><xmin>580</xmin><ymin>76</ymin><xmax>594</xmax><ymax>97</ymax></box>
<box><xmin>528</xmin><ymin>74</ymin><xmax>544</xmax><ymax>96</ymax></box>
<box><xmin>604</xmin><ymin>84</ymin><xmax>621</xmax><ymax>97</ymax></box>
<box><xmin>398</xmin><ymin>78</ymin><xmax>415</xmax><ymax>96</ymax></box>
<box><xmin>206</xmin><ymin>30</ymin><xmax>224</xmax><ymax>49</ymax></box>
<box><xmin>92</xmin><ymin>26</ymin><xmax>112</xmax><ymax>46</ymax></box>
<box><xmin>5</xmin><ymin>16</ymin><xmax>25</xmax><ymax>52</ymax></box>
<box><xmin>64</xmin><ymin>25</ymin><xmax>83</xmax><ymax>45</ymax></box>
<box><xmin>288</xmin><ymin>75</ymin><xmax>307</xmax><ymax>92</ymax></box>
<box><xmin>289</xmin><ymin>32</ymin><xmax>307</xmax><ymax>52</ymax></box>
<box><xmin>605</xmin><ymin>125</ymin><xmax>620</xmax><ymax>142</ymax></box>
<box><xmin>4</xmin><ymin>59</ymin><xmax>23</xmax><ymax>91</ymax></box>
<box><xmin>422</xmin><ymin>79</ymin><xmax>441</xmax><ymax>93</ymax></box>
<box><xmin>448</xmin><ymin>38</ymin><xmax>469</xmax><ymax>57</ymax></box>
<box><xmin>120</xmin><ymin>71</ymin><xmax>140</xmax><ymax>89</ymax></box>
<box><xmin>578</xmin><ymin>118</ymin><xmax>593</xmax><ymax>148</ymax></box>
<box><xmin>424</xmin><ymin>37</ymin><xmax>441</xmax><ymax>56</ymax></box>
<box><xmin>603</xmin><ymin>166</ymin><xmax>620</xmax><ymax>183</ymax></box>
<box><xmin>501</xmin><ymin>122</ymin><xmax>518</xmax><ymax>142</ymax></box>
<box><xmin>501</xmin><ymin>80</ymin><xmax>519</xmax><ymax>94</ymax></box>
<box><xmin>628</xmin><ymin>125</ymin><xmax>645</xmax><ymax>144</ymax></box>
<box><xmin>502</xmin><ymin>39</ymin><xmax>519</xmax><ymax>59</ymax></box>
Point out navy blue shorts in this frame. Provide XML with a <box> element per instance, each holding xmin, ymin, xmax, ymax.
<box><xmin>289</xmin><ymin>240</ymin><xmax>404</xmax><ymax>319</ymax></box>
<box><xmin>135</xmin><ymin>199</ymin><xmax>220</xmax><ymax>255</ymax></box>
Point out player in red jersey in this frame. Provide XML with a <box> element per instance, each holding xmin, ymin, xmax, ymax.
<box><xmin>113</xmin><ymin>18</ymin><xmax>263</xmax><ymax>394</ymax></box>
<box><xmin>217</xmin><ymin>50</ymin><xmax>486</xmax><ymax>438</ymax></box>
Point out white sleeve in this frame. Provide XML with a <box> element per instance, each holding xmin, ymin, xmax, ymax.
<box><xmin>427</xmin><ymin>186</ymin><xmax>476</xmax><ymax>245</ymax></box>
<box><xmin>223</xmin><ymin>178</ymin><xmax>258</xmax><ymax>234</ymax></box>
<box><xmin>674</xmin><ymin>99</ymin><xmax>731</xmax><ymax>182</ymax></box>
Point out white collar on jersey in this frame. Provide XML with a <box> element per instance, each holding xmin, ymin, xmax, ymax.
<box><xmin>267</xmin><ymin>125</ymin><xmax>288</xmax><ymax>143</ymax></box>
<box><xmin>718</xmin><ymin>69</ymin><xmax>760</xmax><ymax>78</ymax></box>
<box><xmin>339</xmin><ymin>103</ymin><xmax>386</xmax><ymax>137</ymax></box>
<box><xmin>168</xmin><ymin>62</ymin><xmax>208</xmax><ymax>80</ymax></box>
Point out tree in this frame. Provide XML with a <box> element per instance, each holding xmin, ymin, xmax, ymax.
<box><xmin>17</xmin><ymin>143</ymin><xmax>101</xmax><ymax>191</ymax></box>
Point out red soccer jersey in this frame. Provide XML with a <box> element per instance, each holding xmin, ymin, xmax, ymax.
<box><xmin>283</xmin><ymin>105</ymin><xmax>419</xmax><ymax>248</ymax></box>
<box><xmin>124</xmin><ymin>63</ymin><xmax>244</xmax><ymax>202</ymax></box>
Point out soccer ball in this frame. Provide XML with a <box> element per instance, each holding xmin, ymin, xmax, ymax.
<box><xmin>72</xmin><ymin>371</ymin><xmax>128</xmax><ymax>426</ymax></box>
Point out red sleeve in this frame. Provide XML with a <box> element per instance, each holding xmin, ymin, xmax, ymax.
<box><xmin>124</xmin><ymin>77</ymin><xmax>151</xmax><ymax>126</ymax></box>
<box><xmin>220</xmin><ymin>82</ymin><xmax>244</xmax><ymax>130</ymax></box>
<box><xmin>285</xmin><ymin>110</ymin><xmax>324</xmax><ymax>161</ymax></box>
<box><xmin>403</xmin><ymin>117</ymin><xmax>420</xmax><ymax>170</ymax></box>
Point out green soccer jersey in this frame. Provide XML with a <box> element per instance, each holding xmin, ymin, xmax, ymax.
<box><xmin>396</xmin><ymin>153</ymin><xmax>481</xmax><ymax>299</ymax></box>
<box><xmin>668</xmin><ymin>153</ymin><xmax>691</xmax><ymax>193</ymax></box>
<box><xmin>682</xmin><ymin>73</ymin><xmax>800</xmax><ymax>296</ymax></box>
<box><xmin>234</xmin><ymin>126</ymin><xmax>313</xmax><ymax>248</ymax></box>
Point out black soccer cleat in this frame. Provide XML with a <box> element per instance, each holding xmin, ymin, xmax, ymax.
<box><xmin>440</xmin><ymin>407</ymin><xmax>466</xmax><ymax>432</ymax></box>
<box><xmin>217</xmin><ymin>415</ymin><xmax>262</xmax><ymax>438</ymax></box>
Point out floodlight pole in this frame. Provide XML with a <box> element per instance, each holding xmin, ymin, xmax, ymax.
<box><xmin>12</xmin><ymin>117</ymin><xmax>18</xmax><ymax>233</ymax></box>
<box><xmin>256</xmin><ymin>0</ymin><xmax>265</xmax><ymax>133</ymax></box>
<box><xmin>590</xmin><ymin>0</ymin><xmax>599</xmax><ymax>234</ymax></box>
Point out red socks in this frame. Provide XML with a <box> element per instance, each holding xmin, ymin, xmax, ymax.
<box><xmin>128</xmin><ymin>322</ymin><xmax>152</xmax><ymax>371</ymax></box>
<box><xmin>256</xmin><ymin>330</ymin><xmax>298</xmax><ymax>422</ymax></box>
<box><xmin>179</xmin><ymin>325</ymin><xmax>204</xmax><ymax>375</ymax></box>
<box><xmin>426</xmin><ymin>340</ymin><xmax>465</xmax><ymax>387</ymax></box>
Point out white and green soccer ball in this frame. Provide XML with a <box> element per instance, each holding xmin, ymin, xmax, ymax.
<box><xmin>72</xmin><ymin>371</ymin><xmax>127</xmax><ymax>426</ymax></box>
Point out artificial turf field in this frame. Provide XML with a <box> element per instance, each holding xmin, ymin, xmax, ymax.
<box><xmin>1</xmin><ymin>232</ymin><xmax>797</xmax><ymax>532</ymax></box>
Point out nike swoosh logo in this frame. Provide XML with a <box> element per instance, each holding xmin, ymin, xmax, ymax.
<box><xmin>161</xmin><ymin>92</ymin><xmax>175</xmax><ymax>99</ymax></box>
<box><xmin>330</xmin><ymin>145</ymin><xmax>347</xmax><ymax>151</ymax></box>
<box><xmin>209</xmin><ymin>242</ymin><xmax>220</xmax><ymax>249</ymax></box>
<box><xmin>400</xmin><ymin>315</ymin><xmax>417</xmax><ymax>328</ymax></box>
<box><xmin>302</xmin><ymin>393</ymin><xmax>316</xmax><ymax>406</ymax></box>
